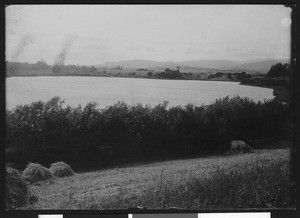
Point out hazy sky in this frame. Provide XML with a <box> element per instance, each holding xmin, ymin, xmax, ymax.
<box><xmin>6</xmin><ymin>5</ymin><xmax>291</xmax><ymax>65</ymax></box>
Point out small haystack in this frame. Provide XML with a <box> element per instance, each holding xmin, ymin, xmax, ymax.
<box><xmin>229</xmin><ymin>140</ymin><xmax>253</xmax><ymax>154</ymax></box>
<box><xmin>49</xmin><ymin>161</ymin><xmax>74</xmax><ymax>178</ymax></box>
<box><xmin>22</xmin><ymin>162</ymin><xmax>54</xmax><ymax>183</ymax></box>
<box><xmin>6</xmin><ymin>167</ymin><xmax>29</xmax><ymax>209</ymax></box>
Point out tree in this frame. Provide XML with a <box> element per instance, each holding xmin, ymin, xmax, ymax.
<box><xmin>90</xmin><ymin>66</ymin><xmax>96</xmax><ymax>72</ymax></box>
<box><xmin>267</xmin><ymin>63</ymin><xmax>290</xmax><ymax>78</ymax></box>
<box><xmin>35</xmin><ymin>59</ymin><xmax>48</xmax><ymax>70</ymax></box>
<box><xmin>147</xmin><ymin>72</ymin><xmax>153</xmax><ymax>77</ymax></box>
<box><xmin>52</xmin><ymin>65</ymin><xmax>62</xmax><ymax>74</ymax></box>
<box><xmin>236</xmin><ymin>71</ymin><xmax>249</xmax><ymax>81</ymax></box>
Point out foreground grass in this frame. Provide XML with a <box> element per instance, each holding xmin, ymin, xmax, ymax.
<box><xmin>27</xmin><ymin>148</ymin><xmax>294</xmax><ymax>209</ymax></box>
<box><xmin>92</xmin><ymin>159</ymin><xmax>294</xmax><ymax>209</ymax></box>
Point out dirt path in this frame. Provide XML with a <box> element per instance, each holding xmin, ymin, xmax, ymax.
<box><xmin>30</xmin><ymin>148</ymin><xmax>290</xmax><ymax>209</ymax></box>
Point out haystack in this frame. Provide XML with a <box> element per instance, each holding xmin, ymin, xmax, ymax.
<box><xmin>6</xmin><ymin>167</ymin><xmax>29</xmax><ymax>209</ymax></box>
<box><xmin>22</xmin><ymin>162</ymin><xmax>54</xmax><ymax>183</ymax></box>
<box><xmin>229</xmin><ymin>140</ymin><xmax>253</xmax><ymax>154</ymax></box>
<box><xmin>49</xmin><ymin>161</ymin><xmax>74</xmax><ymax>178</ymax></box>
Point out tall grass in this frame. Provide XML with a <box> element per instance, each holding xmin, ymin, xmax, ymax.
<box><xmin>6</xmin><ymin>96</ymin><xmax>292</xmax><ymax>170</ymax></box>
<box><xmin>74</xmin><ymin>158</ymin><xmax>294</xmax><ymax>209</ymax></box>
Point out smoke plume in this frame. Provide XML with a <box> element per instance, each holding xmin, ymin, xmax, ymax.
<box><xmin>52</xmin><ymin>36</ymin><xmax>75</xmax><ymax>73</ymax></box>
<box><xmin>11</xmin><ymin>34</ymin><xmax>34</xmax><ymax>61</ymax></box>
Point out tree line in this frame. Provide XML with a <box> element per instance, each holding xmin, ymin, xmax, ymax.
<box><xmin>240</xmin><ymin>62</ymin><xmax>293</xmax><ymax>104</ymax></box>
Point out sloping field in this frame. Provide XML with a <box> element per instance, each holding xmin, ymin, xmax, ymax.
<box><xmin>28</xmin><ymin>148</ymin><xmax>291</xmax><ymax>209</ymax></box>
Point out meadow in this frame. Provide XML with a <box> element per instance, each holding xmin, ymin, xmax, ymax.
<box><xmin>21</xmin><ymin>148</ymin><xmax>294</xmax><ymax>209</ymax></box>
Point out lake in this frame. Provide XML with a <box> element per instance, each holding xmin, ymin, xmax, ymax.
<box><xmin>6</xmin><ymin>76</ymin><xmax>274</xmax><ymax>109</ymax></box>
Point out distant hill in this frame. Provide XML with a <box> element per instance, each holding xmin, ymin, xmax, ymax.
<box><xmin>179</xmin><ymin>59</ymin><xmax>241</xmax><ymax>69</ymax></box>
<box><xmin>98</xmin><ymin>58</ymin><xmax>289</xmax><ymax>74</ymax></box>
<box><xmin>232</xmin><ymin>59</ymin><xmax>289</xmax><ymax>74</ymax></box>
<box><xmin>98</xmin><ymin>59</ymin><xmax>179</xmax><ymax>69</ymax></box>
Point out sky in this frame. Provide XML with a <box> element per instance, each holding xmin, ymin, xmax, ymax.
<box><xmin>6</xmin><ymin>5</ymin><xmax>292</xmax><ymax>65</ymax></box>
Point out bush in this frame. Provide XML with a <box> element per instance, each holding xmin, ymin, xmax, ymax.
<box><xmin>49</xmin><ymin>162</ymin><xmax>74</xmax><ymax>178</ymax></box>
<box><xmin>6</xmin><ymin>167</ymin><xmax>29</xmax><ymax>209</ymax></box>
<box><xmin>22</xmin><ymin>163</ymin><xmax>54</xmax><ymax>183</ymax></box>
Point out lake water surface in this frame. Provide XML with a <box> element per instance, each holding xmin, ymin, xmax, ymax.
<box><xmin>6</xmin><ymin>76</ymin><xmax>274</xmax><ymax>109</ymax></box>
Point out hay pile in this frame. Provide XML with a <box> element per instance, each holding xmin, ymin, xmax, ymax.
<box><xmin>22</xmin><ymin>162</ymin><xmax>54</xmax><ymax>183</ymax></box>
<box><xmin>6</xmin><ymin>167</ymin><xmax>29</xmax><ymax>209</ymax></box>
<box><xmin>49</xmin><ymin>161</ymin><xmax>74</xmax><ymax>178</ymax></box>
<box><xmin>228</xmin><ymin>140</ymin><xmax>253</xmax><ymax>154</ymax></box>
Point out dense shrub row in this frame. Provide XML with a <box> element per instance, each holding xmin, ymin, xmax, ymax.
<box><xmin>6</xmin><ymin>96</ymin><xmax>292</xmax><ymax>170</ymax></box>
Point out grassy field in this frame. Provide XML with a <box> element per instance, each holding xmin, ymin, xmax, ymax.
<box><xmin>25</xmin><ymin>148</ymin><xmax>293</xmax><ymax>209</ymax></box>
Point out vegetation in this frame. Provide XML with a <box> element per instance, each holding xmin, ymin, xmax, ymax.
<box><xmin>47</xmin><ymin>157</ymin><xmax>294</xmax><ymax>209</ymax></box>
<box><xmin>6</xmin><ymin>96</ymin><xmax>292</xmax><ymax>170</ymax></box>
<box><xmin>147</xmin><ymin>72</ymin><xmax>153</xmax><ymax>77</ymax></box>
<box><xmin>22</xmin><ymin>163</ymin><xmax>54</xmax><ymax>183</ymax></box>
<box><xmin>5</xmin><ymin>61</ymin><xmax>294</xmax><ymax>210</ymax></box>
<box><xmin>6</xmin><ymin>167</ymin><xmax>30</xmax><ymax>209</ymax></box>
<box><xmin>6</xmin><ymin>61</ymin><xmax>251</xmax><ymax>82</ymax></box>
<box><xmin>22</xmin><ymin>148</ymin><xmax>292</xmax><ymax>209</ymax></box>
<box><xmin>137</xmin><ymin>68</ymin><xmax>152</xmax><ymax>71</ymax></box>
<box><xmin>241</xmin><ymin>77</ymin><xmax>289</xmax><ymax>87</ymax></box>
<box><xmin>154</xmin><ymin>68</ymin><xmax>183</xmax><ymax>79</ymax></box>
<box><xmin>267</xmin><ymin>63</ymin><xmax>291</xmax><ymax>78</ymax></box>
<box><xmin>208</xmin><ymin>71</ymin><xmax>252</xmax><ymax>81</ymax></box>
<box><xmin>240</xmin><ymin>63</ymin><xmax>293</xmax><ymax>104</ymax></box>
<box><xmin>153</xmin><ymin>68</ymin><xmax>252</xmax><ymax>81</ymax></box>
<box><xmin>6</xmin><ymin>61</ymin><xmax>105</xmax><ymax>77</ymax></box>
<box><xmin>49</xmin><ymin>162</ymin><xmax>75</xmax><ymax>178</ymax></box>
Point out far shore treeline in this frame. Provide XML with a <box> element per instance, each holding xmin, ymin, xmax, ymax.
<box><xmin>5</xmin><ymin>60</ymin><xmax>257</xmax><ymax>82</ymax></box>
<box><xmin>6</xmin><ymin>95</ymin><xmax>293</xmax><ymax>171</ymax></box>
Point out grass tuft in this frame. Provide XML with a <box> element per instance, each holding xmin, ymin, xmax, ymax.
<box><xmin>49</xmin><ymin>161</ymin><xmax>75</xmax><ymax>178</ymax></box>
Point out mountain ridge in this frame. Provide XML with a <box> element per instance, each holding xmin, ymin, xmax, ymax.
<box><xmin>97</xmin><ymin>58</ymin><xmax>289</xmax><ymax>74</ymax></box>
